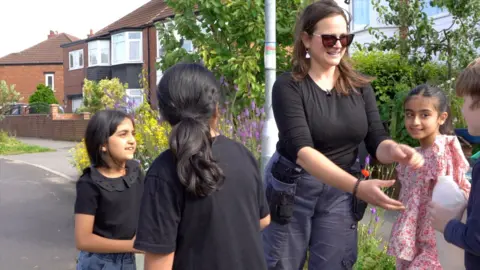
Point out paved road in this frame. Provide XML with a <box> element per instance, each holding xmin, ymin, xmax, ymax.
<box><xmin>0</xmin><ymin>158</ymin><xmax>78</xmax><ymax>270</ymax></box>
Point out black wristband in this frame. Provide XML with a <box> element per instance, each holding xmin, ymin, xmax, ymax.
<box><xmin>353</xmin><ymin>177</ymin><xmax>362</xmax><ymax>198</ymax></box>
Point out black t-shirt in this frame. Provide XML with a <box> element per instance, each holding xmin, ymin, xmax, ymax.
<box><xmin>134</xmin><ymin>135</ymin><xmax>269</xmax><ymax>270</ymax></box>
<box><xmin>272</xmin><ymin>72</ymin><xmax>389</xmax><ymax>170</ymax></box>
<box><xmin>74</xmin><ymin>159</ymin><xmax>144</xmax><ymax>240</ymax></box>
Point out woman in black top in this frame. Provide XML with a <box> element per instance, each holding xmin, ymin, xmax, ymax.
<box><xmin>262</xmin><ymin>1</ymin><xmax>424</xmax><ymax>269</ymax></box>
<box><xmin>74</xmin><ymin>110</ymin><xmax>144</xmax><ymax>270</ymax></box>
<box><xmin>134</xmin><ymin>63</ymin><xmax>271</xmax><ymax>269</ymax></box>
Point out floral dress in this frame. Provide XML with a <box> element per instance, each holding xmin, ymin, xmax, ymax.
<box><xmin>387</xmin><ymin>135</ymin><xmax>471</xmax><ymax>270</ymax></box>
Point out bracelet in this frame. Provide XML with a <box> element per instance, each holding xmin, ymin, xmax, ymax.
<box><xmin>353</xmin><ymin>177</ymin><xmax>362</xmax><ymax>198</ymax></box>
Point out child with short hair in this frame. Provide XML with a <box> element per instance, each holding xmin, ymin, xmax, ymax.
<box><xmin>429</xmin><ymin>58</ymin><xmax>480</xmax><ymax>270</ymax></box>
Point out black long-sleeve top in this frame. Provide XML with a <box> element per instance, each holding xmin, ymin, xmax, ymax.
<box><xmin>272</xmin><ymin>72</ymin><xmax>389</xmax><ymax>171</ymax></box>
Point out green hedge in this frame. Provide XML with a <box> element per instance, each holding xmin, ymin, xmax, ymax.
<box><xmin>351</xmin><ymin>50</ymin><xmax>449</xmax><ymax>145</ymax></box>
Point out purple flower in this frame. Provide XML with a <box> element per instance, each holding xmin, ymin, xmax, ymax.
<box><xmin>375</xmin><ymin>215</ymin><xmax>380</xmax><ymax>223</ymax></box>
<box><xmin>234</xmin><ymin>85</ymin><xmax>239</xmax><ymax>92</ymax></box>
<box><xmin>368</xmin><ymin>228</ymin><xmax>372</xmax><ymax>235</ymax></box>
<box><xmin>365</xmin><ymin>155</ymin><xmax>371</xmax><ymax>166</ymax></box>
<box><xmin>260</xmin><ymin>107</ymin><xmax>265</xmax><ymax>115</ymax></box>
<box><xmin>255</xmin><ymin>131</ymin><xmax>260</xmax><ymax>140</ymax></box>
<box><xmin>243</xmin><ymin>108</ymin><xmax>249</xmax><ymax>117</ymax></box>
<box><xmin>251</xmin><ymin>100</ymin><xmax>256</xmax><ymax>111</ymax></box>
<box><xmin>370</xmin><ymin>207</ymin><xmax>376</xmax><ymax>214</ymax></box>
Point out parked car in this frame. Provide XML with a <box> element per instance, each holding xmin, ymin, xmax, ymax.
<box><xmin>1</xmin><ymin>102</ymin><xmax>65</xmax><ymax>115</ymax></box>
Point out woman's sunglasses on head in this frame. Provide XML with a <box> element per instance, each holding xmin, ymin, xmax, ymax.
<box><xmin>312</xmin><ymin>33</ymin><xmax>355</xmax><ymax>48</ymax></box>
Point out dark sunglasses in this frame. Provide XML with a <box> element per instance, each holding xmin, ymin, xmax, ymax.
<box><xmin>312</xmin><ymin>33</ymin><xmax>355</xmax><ymax>48</ymax></box>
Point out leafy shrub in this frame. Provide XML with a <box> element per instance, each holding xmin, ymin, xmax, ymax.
<box><xmin>0</xmin><ymin>80</ymin><xmax>22</xmax><ymax>119</ymax></box>
<box><xmin>29</xmin><ymin>84</ymin><xmax>58</xmax><ymax>105</ymax></box>
<box><xmin>80</xmin><ymin>78</ymin><xmax>129</xmax><ymax>114</ymax></box>
<box><xmin>354</xmin><ymin>159</ymin><xmax>397</xmax><ymax>270</ymax></box>
<box><xmin>351</xmin><ymin>50</ymin><xmax>451</xmax><ymax>145</ymax></box>
<box><xmin>355</xmin><ymin>207</ymin><xmax>396</xmax><ymax>270</ymax></box>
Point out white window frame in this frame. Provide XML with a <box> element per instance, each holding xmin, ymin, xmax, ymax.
<box><xmin>351</xmin><ymin>0</ymin><xmax>371</xmax><ymax>31</ymax></box>
<box><xmin>125</xmin><ymin>89</ymin><xmax>144</xmax><ymax>110</ymax></box>
<box><xmin>111</xmin><ymin>31</ymin><xmax>143</xmax><ymax>65</ymax></box>
<box><xmin>88</xmin><ymin>40</ymin><xmax>110</xmax><ymax>66</ymax></box>
<box><xmin>45</xmin><ymin>73</ymin><xmax>55</xmax><ymax>91</ymax></box>
<box><xmin>69</xmin><ymin>49</ymin><xmax>84</xmax><ymax>70</ymax></box>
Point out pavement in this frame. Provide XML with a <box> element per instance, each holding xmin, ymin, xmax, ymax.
<box><xmin>0</xmin><ymin>137</ymin><xmax>467</xmax><ymax>269</ymax></box>
<box><xmin>1</xmin><ymin>138</ymin><xmax>79</xmax><ymax>181</ymax></box>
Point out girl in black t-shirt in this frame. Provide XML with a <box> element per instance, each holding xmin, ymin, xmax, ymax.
<box><xmin>134</xmin><ymin>63</ymin><xmax>270</xmax><ymax>270</ymax></box>
<box><xmin>74</xmin><ymin>110</ymin><xmax>144</xmax><ymax>270</ymax></box>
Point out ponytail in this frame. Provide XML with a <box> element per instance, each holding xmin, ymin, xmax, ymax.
<box><xmin>440</xmin><ymin>105</ymin><xmax>454</xmax><ymax>135</ymax></box>
<box><xmin>169</xmin><ymin>118</ymin><xmax>224</xmax><ymax>197</ymax></box>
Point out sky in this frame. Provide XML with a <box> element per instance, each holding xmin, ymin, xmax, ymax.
<box><xmin>0</xmin><ymin>0</ymin><xmax>151</xmax><ymax>58</ymax></box>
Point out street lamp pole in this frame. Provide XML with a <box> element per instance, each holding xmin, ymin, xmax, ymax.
<box><xmin>261</xmin><ymin>0</ymin><xmax>278</xmax><ymax>177</ymax></box>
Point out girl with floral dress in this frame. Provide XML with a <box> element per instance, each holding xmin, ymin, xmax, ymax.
<box><xmin>387</xmin><ymin>84</ymin><xmax>471</xmax><ymax>269</ymax></box>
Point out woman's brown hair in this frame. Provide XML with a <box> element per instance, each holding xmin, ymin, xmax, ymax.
<box><xmin>292</xmin><ymin>0</ymin><xmax>373</xmax><ymax>95</ymax></box>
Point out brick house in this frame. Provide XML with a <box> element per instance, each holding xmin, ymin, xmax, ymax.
<box><xmin>0</xmin><ymin>31</ymin><xmax>79</xmax><ymax>105</ymax></box>
<box><xmin>61</xmin><ymin>0</ymin><xmax>194</xmax><ymax>113</ymax></box>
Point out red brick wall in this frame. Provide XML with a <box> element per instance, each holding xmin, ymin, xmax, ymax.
<box><xmin>0</xmin><ymin>105</ymin><xmax>90</xmax><ymax>141</ymax></box>
<box><xmin>0</xmin><ymin>115</ymin><xmax>88</xmax><ymax>141</ymax></box>
<box><xmin>0</xmin><ymin>64</ymin><xmax>65</xmax><ymax>105</ymax></box>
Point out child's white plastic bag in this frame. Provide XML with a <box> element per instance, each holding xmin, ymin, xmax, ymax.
<box><xmin>432</xmin><ymin>175</ymin><xmax>467</xmax><ymax>213</ymax></box>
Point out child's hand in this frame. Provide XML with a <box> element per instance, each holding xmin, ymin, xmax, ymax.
<box><xmin>390</xmin><ymin>143</ymin><xmax>424</xmax><ymax>169</ymax></box>
<box><xmin>428</xmin><ymin>201</ymin><xmax>467</xmax><ymax>233</ymax></box>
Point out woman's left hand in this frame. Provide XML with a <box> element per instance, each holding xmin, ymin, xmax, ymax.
<box><xmin>390</xmin><ymin>143</ymin><xmax>424</xmax><ymax>169</ymax></box>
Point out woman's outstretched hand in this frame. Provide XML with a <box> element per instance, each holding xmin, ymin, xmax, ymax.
<box><xmin>390</xmin><ymin>143</ymin><xmax>424</xmax><ymax>169</ymax></box>
<box><xmin>356</xmin><ymin>179</ymin><xmax>405</xmax><ymax>211</ymax></box>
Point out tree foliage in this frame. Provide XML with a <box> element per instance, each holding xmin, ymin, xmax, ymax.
<box><xmin>0</xmin><ymin>80</ymin><xmax>22</xmax><ymax>119</ymax></box>
<box><xmin>29</xmin><ymin>84</ymin><xmax>58</xmax><ymax>105</ymax></box>
<box><xmin>358</xmin><ymin>0</ymin><xmax>480</xmax><ymax>76</ymax></box>
<box><xmin>156</xmin><ymin>0</ymin><xmax>302</xmax><ymax>110</ymax></box>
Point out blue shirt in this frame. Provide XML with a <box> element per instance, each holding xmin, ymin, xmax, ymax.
<box><xmin>444</xmin><ymin>161</ymin><xmax>480</xmax><ymax>269</ymax></box>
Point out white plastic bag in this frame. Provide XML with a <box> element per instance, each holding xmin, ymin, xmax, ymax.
<box><xmin>432</xmin><ymin>175</ymin><xmax>467</xmax><ymax>212</ymax></box>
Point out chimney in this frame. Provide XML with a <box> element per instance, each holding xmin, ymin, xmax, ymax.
<box><xmin>48</xmin><ymin>30</ymin><xmax>56</xmax><ymax>39</ymax></box>
<box><xmin>87</xmin><ymin>29</ymin><xmax>94</xmax><ymax>38</ymax></box>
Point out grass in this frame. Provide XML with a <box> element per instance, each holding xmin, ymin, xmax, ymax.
<box><xmin>0</xmin><ymin>132</ymin><xmax>54</xmax><ymax>155</ymax></box>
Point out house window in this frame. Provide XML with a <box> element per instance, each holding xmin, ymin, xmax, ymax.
<box><xmin>423</xmin><ymin>1</ymin><xmax>444</xmax><ymax>17</ymax></box>
<box><xmin>72</xmin><ymin>97</ymin><xmax>83</xmax><ymax>113</ymax></box>
<box><xmin>353</xmin><ymin>0</ymin><xmax>370</xmax><ymax>30</ymax></box>
<box><xmin>69</xmin><ymin>49</ymin><xmax>84</xmax><ymax>70</ymax></box>
<box><xmin>126</xmin><ymin>89</ymin><xmax>143</xmax><ymax>110</ymax></box>
<box><xmin>45</xmin><ymin>73</ymin><xmax>54</xmax><ymax>91</ymax></box>
<box><xmin>112</xmin><ymin>31</ymin><xmax>143</xmax><ymax>65</ymax></box>
<box><xmin>88</xmin><ymin>40</ymin><xmax>110</xmax><ymax>66</ymax></box>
